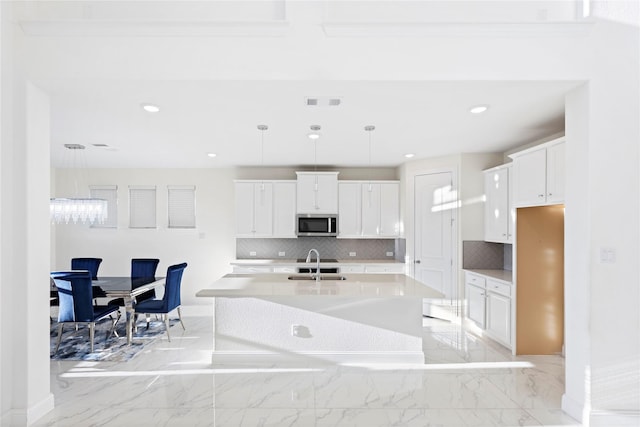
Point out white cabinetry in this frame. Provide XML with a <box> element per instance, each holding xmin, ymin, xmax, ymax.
<box><xmin>272</xmin><ymin>181</ymin><xmax>297</xmax><ymax>237</ymax></box>
<box><xmin>338</xmin><ymin>181</ymin><xmax>400</xmax><ymax>238</ymax></box>
<box><xmin>235</xmin><ymin>180</ymin><xmax>296</xmax><ymax>238</ymax></box>
<box><xmin>510</xmin><ymin>138</ymin><xmax>565</xmax><ymax>207</ymax></box>
<box><xmin>364</xmin><ymin>264</ymin><xmax>405</xmax><ymax>274</ymax></box>
<box><xmin>235</xmin><ymin>181</ymin><xmax>273</xmax><ymax>237</ymax></box>
<box><xmin>483</xmin><ymin>165</ymin><xmax>513</xmax><ymax>243</ymax></box>
<box><xmin>485</xmin><ymin>279</ymin><xmax>512</xmax><ymax>346</ymax></box>
<box><xmin>465</xmin><ymin>273</ymin><xmax>486</xmax><ymax>329</ymax></box>
<box><xmin>296</xmin><ymin>172</ymin><xmax>339</xmax><ymax>214</ymax></box>
<box><xmin>464</xmin><ymin>271</ymin><xmax>512</xmax><ymax>348</ymax></box>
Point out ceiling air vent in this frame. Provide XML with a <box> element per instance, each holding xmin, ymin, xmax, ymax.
<box><xmin>305</xmin><ymin>97</ymin><xmax>342</xmax><ymax>107</ymax></box>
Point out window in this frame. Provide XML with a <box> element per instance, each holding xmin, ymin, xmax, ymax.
<box><xmin>129</xmin><ymin>186</ymin><xmax>156</xmax><ymax>228</ymax></box>
<box><xmin>168</xmin><ymin>185</ymin><xmax>196</xmax><ymax>228</ymax></box>
<box><xmin>89</xmin><ymin>185</ymin><xmax>118</xmax><ymax>228</ymax></box>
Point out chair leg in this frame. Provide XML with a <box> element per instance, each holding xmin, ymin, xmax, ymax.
<box><xmin>89</xmin><ymin>322</ymin><xmax>96</xmax><ymax>353</ymax></box>
<box><xmin>146</xmin><ymin>314</ymin><xmax>151</xmax><ymax>330</ymax></box>
<box><xmin>108</xmin><ymin>312</ymin><xmax>121</xmax><ymax>339</ymax></box>
<box><xmin>177</xmin><ymin>307</ymin><xmax>185</xmax><ymax>330</ymax></box>
<box><xmin>54</xmin><ymin>323</ymin><xmax>64</xmax><ymax>354</ymax></box>
<box><xmin>164</xmin><ymin>314</ymin><xmax>171</xmax><ymax>342</ymax></box>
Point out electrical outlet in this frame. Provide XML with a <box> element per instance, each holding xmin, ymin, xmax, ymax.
<box><xmin>386</xmin><ymin>251</ymin><xmax>394</xmax><ymax>257</ymax></box>
<box><xmin>278</xmin><ymin>251</ymin><xmax>286</xmax><ymax>257</ymax></box>
<box><xmin>249</xmin><ymin>251</ymin><xmax>257</xmax><ymax>256</ymax></box>
<box><xmin>349</xmin><ymin>252</ymin><xmax>356</xmax><ymax>257</ymax></box>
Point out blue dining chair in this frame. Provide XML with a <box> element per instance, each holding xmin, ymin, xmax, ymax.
<box><xmin>108</xmin><ymin>258</ymin><xmax>160</xmax><ymax>308</ymax></box>
<box><xmin>51</xmin><ymin>270</ymin><xmax>121</xmax><ymax>354</ymax></box>
<box><xmin>71</xmin><ymin>257</ymin><xmax>105</xmax><ymax>301</ymax></box>
<box><xmin>134</xmin><ymin>262</ymin><xmax>187</xmax><ymax>342</ymax></box>
<box><xmin>70</xmin><ymin>258</ymin><xmax>102</xmax><ymax>280</ymax></box>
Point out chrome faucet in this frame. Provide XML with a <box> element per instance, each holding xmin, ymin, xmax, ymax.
<box><xmin>305</xmin><ymin>249</ymin><xmax>321</xmax><ymax>282</ymax></box>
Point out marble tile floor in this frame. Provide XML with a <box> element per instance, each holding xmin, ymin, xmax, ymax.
<box><xmin>36</xmin><ymin>316</ymin><xmax>582</xmax><ymax>427</ymax></box>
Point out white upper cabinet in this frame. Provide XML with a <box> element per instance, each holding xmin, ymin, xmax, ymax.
<box><xmin>510</xmin><ymin>137</ymin><xmax>565</xmax><ymax>207</ymax></box>
<box><xmin>272</xmin><ymin>181</ymin><xmax>297</xmax><ymax>238</ymax></box>
<box><xmin>338</xmin><ymin>182</ymin><xmax>362</xmax><ymax>237</ymax></box>
<box><xmin>483</xmin><ymin>164</ymin><xmax>513</xmax><ymax>243</ymax></box>
<box><xmin>235</xmin><ymin>181</ymin><xmax>273</xmax><ymax>237</ymax></box>
<box><xmin>338</xmin><ymin>181</ymin><xmax>400</xmax><ymax>238</ymax></box>
<box><xmin>296</xmin><ymin>172</ymin><xmax>339</xmax><ymax>214</ymax></box>
<box><xmin>546</xmin><ymin>142</ymin><xmax>565</xmax><ymax>204</ymax></box>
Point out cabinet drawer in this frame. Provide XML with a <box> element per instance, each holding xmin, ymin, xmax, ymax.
<box><xmin>340</xmin><ymin>265</ymin><xmax>365</xmax><ymax>274</ymax></box>
<box><xmin>465</xmin><ymin>273</ymin><xmax>486</xmax><ymax>288</ymax></box>
<box><xmin>487</xmin><ymin>279</ymin><xmax>511</xmax><ymax>297</ymax></box>
<box><xmin>232</xmin><ymin>266</ymin><xmax>273</xmax><ymax>274</ymax></box>
<box><xmin>273</xmin><ymin>266</ymin><xmax>296</xmax><ymax>273</ymax></box>
<box><xmin>365</xmin><ymin>265</ymin><xmax>405</xmax><ymax>274</ymax></box>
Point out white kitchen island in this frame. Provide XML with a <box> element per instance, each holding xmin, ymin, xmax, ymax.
<box><xmin>196</xmin><ymin>273</ymin><xmax>443</xmax><ymax>365</ymax></box>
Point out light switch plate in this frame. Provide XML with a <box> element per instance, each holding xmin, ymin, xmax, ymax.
<box><xmin>386</xmin><ymin>251</ymin><xmax>394</xmax><ymax>257</ymax></box>
<box><xmin>249</xmin><ymin>251</ymin><xmax>257</xmax><ymax>256</ymax></box>
<box><xmin>349</xmin><ymin>252</ymin><xmax>356</xmax><ymax>257</ymax></box>
<box><xmin>278</xmin><ymin>251</ymin><xmax>286</xmax><ymax>257</ymax></box>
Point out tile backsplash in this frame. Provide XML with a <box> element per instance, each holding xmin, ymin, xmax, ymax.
<box><xmin>463</xmin><ymin>240</ymin><xmax>512</xmax><ymax>270</ymax></box>
<box><xmin>237</xmin><ymin>237</ymin><xmax>405</xmax><ymax>261</ymax></box>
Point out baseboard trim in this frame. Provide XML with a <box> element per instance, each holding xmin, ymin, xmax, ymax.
<box><xmin>1</xmin><ymin>392</ymin><xmax>55</xmax><ymax>426</ymax></box>
<box><xmin>561</xmin><ymin>393</ymin><xmax>585</xmax><ymax>423</ymax></box>
<box><xmin>590</xmin><ymin>409</ymin><xmax>640</xmax><ymax>426</ymax></box>
<box><xmin>211</xmin><ymin>350</ymin><xmax>425</xmax><ymax>366</ymax></box>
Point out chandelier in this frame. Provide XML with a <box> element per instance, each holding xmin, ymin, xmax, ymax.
<box><xmin>50</xmin><ymin>144</ymin><xmax>108</xmax><ymax>224</ymax></box>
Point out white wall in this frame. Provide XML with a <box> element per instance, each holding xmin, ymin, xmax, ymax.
<box><xmin>1</xmin><ymin>4</ymin><xmax>54</xmax><ymax>421</ymax></box>
<box><xmin>52</xmin><ymin>168</ymin><xmax>237</xmax><ymax>308</ymax></box>
<box><xmin>563</xmin><ymin>18</ymin><xmax>640</xmax><ymax>426</ymax></box>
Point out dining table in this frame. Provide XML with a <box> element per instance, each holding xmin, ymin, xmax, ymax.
<box><xmin>91</xmin><ymin>276</ymin><xmax>166</xmax><ymax>345</ymax></box>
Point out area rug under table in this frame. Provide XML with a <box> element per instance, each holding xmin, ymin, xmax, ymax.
<box><xmin>50</xmin><ymin>318</ymin><xmax>179</xmax><ymax>362</ymax></box>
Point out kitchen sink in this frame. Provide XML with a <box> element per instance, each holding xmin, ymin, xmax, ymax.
<box><xmin>287</xmin><ymin>274</ymin><xmax>347</xmax><ymax>281</ymax></box>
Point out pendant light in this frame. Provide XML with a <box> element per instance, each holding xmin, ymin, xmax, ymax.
<box><xmin>365</xmin><ymin>125</ymin><xmax>375</xmax><ymax>193</ymax></box>
<box><xmin>50</xmin><ymin>144</ymin><xmax>108</xmax><ymax>224</ymax></box>
<box><xmin>257</xmin><ymin>125</ymin><xmax>268</xmax><ymax>191</ymax></box>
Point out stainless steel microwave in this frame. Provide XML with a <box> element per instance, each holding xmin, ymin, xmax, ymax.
<box><xmin>296</xmin><ymin>214</ymin><xmax>338</xmax><ymax>237</ymax></box>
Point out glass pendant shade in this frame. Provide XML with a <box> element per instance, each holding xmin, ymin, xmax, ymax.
<box><xmin>50</xmin><ymin>144</ymin><xmax>108</xmax><ymax>224</ymax></box>
<box><xmin>50</xmin><ymin>198</ymin><xmax>108</xmax><ymax>224</ymax></box>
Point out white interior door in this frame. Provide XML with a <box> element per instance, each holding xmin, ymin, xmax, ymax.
<box><xmin>414</xmin><ymin>172</ymin><xmax>455</xmax><ymax>306</ymax></box>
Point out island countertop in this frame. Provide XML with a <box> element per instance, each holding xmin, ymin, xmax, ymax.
<box><xmin>196</xmin><ymin>273</ymin><xmax>444</xmax><ymax>298</ymax></box>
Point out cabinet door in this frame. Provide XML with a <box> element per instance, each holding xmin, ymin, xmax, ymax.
<box><xmin>379</xmin><ymin>183</ymin><xmax>400</xmax><ymax>237</ymax></box>
<box><xmin>235</xmin><ymin>182</ymin><xmax>273</xmax><ymax>237</ymax></box>
<box><xmin>484</xmin><ymin>167</ymin><xmax>510</xmax><ymax>243</ymax></box>
<box><xmin>338</xmin><ymin>182</ymin><xmax>362</xmax><ymax>237</ymax></box>
<box><xmin>252</xmin><ymin>183</ymin><xmax>273</xmax><ymax>236</ymax></box>
<box><xmin>361</xmin><ymin>183</ymin><xmax>381</xmax><ymax>236</ymax></box>
<box><xmin>273</xmin><ymin>182</ymin><xmax>296</xmax><ymax>237</ymax></box>
<box><xmin>486</xmin><ymin>291</ymin><xmax>511</xmax><ymax>346</ymax></box>
<box><xmin>546</xmin><ymin>142</ymin><xmax>565</xmax><ymax>204</ymax></box>
<box><xmin>235</xmin><ymin>183</ymin><xmax>257</xmax><ymax>237</ymax></box>
<box><xmin>512</xmin><ymin>148</ymin><xmax>547</xmax><ymax>207</ymax></box>
<box><xmin>297</xmin><ymin>173</ymin><xmax>338</xmax><ymax>213</ymax></box>
<box><xmin>466</xmin><ymin>283</ymin><xmax>486</xmax><ymax>328</ymax></box>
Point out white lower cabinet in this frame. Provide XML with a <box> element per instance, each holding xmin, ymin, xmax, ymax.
<box><xmin>465</xmin><ymin>271</ymin><xmax>512</xmax><ymax>349</ymax></box>
<box><xmin>466</xmin><ymin>282</ymin><xmax>486</xmax><ymax>329</ymax></box>
<box><xmin>486</xmin><ymin>290</ymin><xmax>511</xmax><ymax>346</ymax></box>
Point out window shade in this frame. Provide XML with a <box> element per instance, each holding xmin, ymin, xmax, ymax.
<box><xmin>89</xmin><ymin>185</ymin><xmax>117</xmax><ymax>228</ymax></box>
<box><xmin>129</xmin><ymin>186</ymin><xmax>156</xmax><ymax>228</ymax></box>
<box><xmin>168</xmin><ymin>185</ymin><xmax>196</xmax><ymax>228</ymax></box>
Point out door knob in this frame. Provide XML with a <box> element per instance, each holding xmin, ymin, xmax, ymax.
<box><xmin>415</xmin><ymin>260</ymin><xmax>421</xmax><ymax>264</ymax></box>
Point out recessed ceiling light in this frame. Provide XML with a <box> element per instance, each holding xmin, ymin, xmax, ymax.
<box><xmin>141</xmin><ymin>103</ymin><xmax>160</xmax><ymax>113</ymax></box>
<box><xmin>207</xmin><ymin>153</ymin><xmax>217</xmax><ymax>158</ymax></box>
<box><xmin>469</xmin><ymin>105</ymin><xmax>489</xmax><ymax>114</ymax></box>
<box><xmin>404</xmin><ymin>153</ymin><xmax>415</xmax><ymax>158</ymax></box>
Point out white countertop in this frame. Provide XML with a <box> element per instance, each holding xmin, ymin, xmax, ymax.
<box><xmin>196</xmin><ymin>273</ymin><xmax>444</xmax><ymax>298</ymax></box>
<box><xmin>463</xmin><ymin>269</ymin><xmax>513</xmax><ymax>284</ymax></box>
